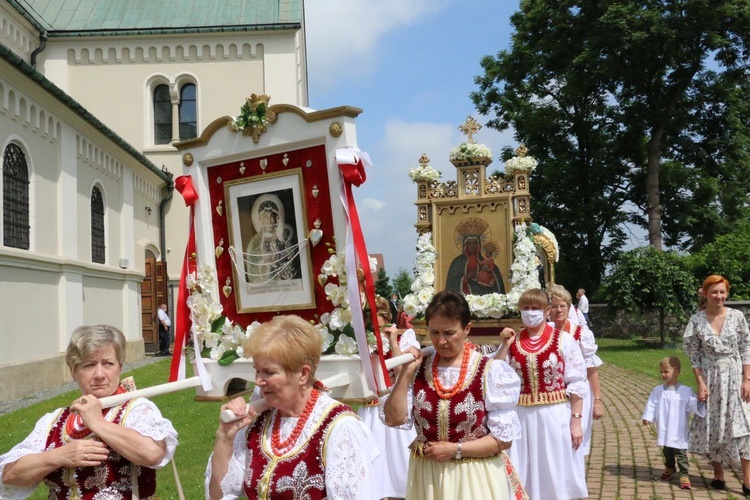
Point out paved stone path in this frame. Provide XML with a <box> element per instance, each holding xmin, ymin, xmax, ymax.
<box><xmin>588</xmin><ymin>364</ymin><xmax>745</xmax><ymax>499</ymax></box>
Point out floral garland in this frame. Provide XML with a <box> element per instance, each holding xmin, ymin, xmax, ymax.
<box><xmin>409</xmin><ymin>164</ymin><xmax>441</xmax><ymax>183</ymax></box>
<box><xmin>504</xmin><ymin>155</ymin><xmax>538</xmax><ymax>175</ymax></box>
<box><xmin>401</xmin><ymin>223</ymin><xmax>541</xmax><ymax>319</ymax></box>
<box><xmin>316</xmin><ymin>253</ymin><xmax>390</xmax><ymax>356</ymax></box>
<box><xmin>233</xmin><ymin>95</ymin><xmax>269</xmax><ymax>132</ymax></box>
<box><xmin>449</xmin><ymin>142</ymin><xmax>493</xmax><ymax>162</ymax></box>
<box><xmin>188</xmin><ymin>265</ymin><xmax>260</xmax><ymax>365</ymax></box>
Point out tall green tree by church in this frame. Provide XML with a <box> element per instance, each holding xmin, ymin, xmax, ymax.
<box><xmin>472</xmin><ymin>0</ymin><xmax>750</xmax><ymax>294</ymax></box>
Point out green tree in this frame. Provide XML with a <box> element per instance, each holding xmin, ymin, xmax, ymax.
<box><xmin>601</xmin><ymin>247</ymin><xmax>697</xmax><ymax>347</ymax></box>
<box><xmin>374</xmin><ymin>268</ymin><xmax>392</xmax><ymax>299</ymax></box>
<box><xmin>391</xmin><ymin>268</ymin><xmax>414</xmax><ymax>300</ymax></box>
<box><xmin>687</xmin><ymin>220</ymin><xmax>750</xmax><ymax>299</ymax></box>
<box><xmin>472</xmin><ymin>0</ymin><xmax>750</xmax><ymax>292</ymax></box>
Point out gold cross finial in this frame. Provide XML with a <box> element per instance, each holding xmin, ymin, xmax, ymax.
<box><xmin>515</xmin><ymin>144</ymin><xmax>528</xmax><ymax>157</ymax></box>
<box><xmin>458</xmin><ymin>116</ymin><xmax>482</xmax><ymax>144</ymax></box>
<box><xmin>418</xmin><ymin>153</ymin><xmax>430</xmax><ymax>167</ymax></box>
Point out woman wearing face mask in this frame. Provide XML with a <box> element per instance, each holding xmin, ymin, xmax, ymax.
<box><xmin>495</xmin><ymin>288</ymin><xmax>589</xmax><ymax>500</ymax></box>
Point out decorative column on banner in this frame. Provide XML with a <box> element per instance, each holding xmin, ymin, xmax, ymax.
<box><xmin>336</xmin><ymin>147</ymin><xmax>391</xmax><ymax>393</ymax></box>
<box><xmin>169</xmin><ymin>176</ymin><xmax>212</xmax><ymax>391</ymax></box>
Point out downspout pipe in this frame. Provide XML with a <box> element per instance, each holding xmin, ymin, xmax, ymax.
<box><xmin>159</xmin><ymin>169</ymin><xmax>175</xmax><ymax>262</ymax></box>
<box><xmin>30</xmin><ymin>31</ymin><xmax>48</xmax><ymax>69</ymax></box>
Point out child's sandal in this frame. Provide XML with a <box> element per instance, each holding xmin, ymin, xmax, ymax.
<box><xmin>679</xmin><ymin>477</ymin><xmax>691</xmax><ymax>490</ymax></box>
<box><xmin>660</xmin><ymin>468</ymin><xmax>676</xmax><ymax>480</ymax></box>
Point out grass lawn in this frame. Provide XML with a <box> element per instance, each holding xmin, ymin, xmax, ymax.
<box><xmin>596</xmin><ymin>337</ymin><xmax>697</xmax><ymax>392</ymax></box>
<box><xmin>0</xmin><ymin>338</ymin><xmax>696</xmax><ymax>498</ymax></box>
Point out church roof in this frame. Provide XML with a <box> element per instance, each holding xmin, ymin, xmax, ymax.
<box><xmin>8</xmin><ymin>0</ymin><xmax>302</xmax><ymax>36</ymax></box>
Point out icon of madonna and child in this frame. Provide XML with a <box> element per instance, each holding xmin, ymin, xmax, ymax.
<box><xmin>444</xmin><ymin>217</ymin><xmax>506</xmax><ymax>295</ymax></box>
<box><xmin>237</xmin><ymin>190</ymin><xmax>303</xmax><ymax>292</ymax></box>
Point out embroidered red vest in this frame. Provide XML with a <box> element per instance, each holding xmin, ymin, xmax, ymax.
<box><xmin>243</xmin><ymin>400</ymin><xmax>356</xmax><ymax>500</ymax></box>
<box><xmin>43</xmin><ymin>402</ymin><xmax>156</xmax><ymax>499</ymax></box>
<box><xmin>572</xmin><ymin>325</ymin><xmax>583</xmax><ymax>342</ymax></box>
<box><xmin>410</xmin><ymin>352</ymin><xmax>490</xmax><ymax>453</ymax></box>
<box><xmin>508</xmin><ymin>326</ymin><xmax>569</xmax><ymax>406</ymax></box>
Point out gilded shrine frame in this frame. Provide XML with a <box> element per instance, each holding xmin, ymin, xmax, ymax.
<box><xmin>414</xmin><ymin>155</ymin><xmax>534</xmax><ymax>294</ymax></box>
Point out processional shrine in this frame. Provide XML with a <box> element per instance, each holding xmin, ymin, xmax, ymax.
<box><xmin>410</xmin><ymin>117</ymin><xmax>558</xmax><ymax>342</ymax></box>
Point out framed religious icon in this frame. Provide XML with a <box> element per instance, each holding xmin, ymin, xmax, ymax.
<box><xmin>224</xmin><ymin>168</ymin><xmax>315</xmax><ymax>312</ymax></box>
<box><xmin>434</xmin><ymin>205</ymin><xmax>513</xmax><ymax>296</ymax></box>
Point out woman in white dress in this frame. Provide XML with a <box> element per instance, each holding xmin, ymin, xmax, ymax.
<box><xmin>358</xmin><ymin>297</ymin><xmax>419</xmax><ymax>499</ymax></box>
<box><xmin>0</xmin><ymin>325</ymin><xmax>178</xmax><ymax>499</ymax></box>
<box><xmin>206</xmin><ymin>314</ymin><xmax>378</xmax><ymax>499</ymax></box>
<box><xmin>496</xmin><ymin>288</ymin><xmax>588</xmax><ymax>500</ymax></box>
<box><xmin>684</xmin><ymin>274</ymin><xmax>750</xmax><ymax>494</ymax></box>
<box><xmin>547</xmin><ymin>284</ymin><xmax>604</xmax><ymax>455</ymax></box>
<box><xmin>384</xmin><ymin>290</ymin><xmax>526</xmax><ymax>500</ymax></box>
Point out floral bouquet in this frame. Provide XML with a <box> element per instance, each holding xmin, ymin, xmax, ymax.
<box><xmin>315</xmin><ymin>251</ymin><xmax>390</xmax><ymax>356</ymax></box>
<box><xmin>449</xmin><ymin>142</ymin><xmax>493</xmax><ymax>162</ymax></box>
<box><xmin>408</xmin><ymin>164</ymin><xmax>441</xmax><ymax>183</ymax></box>
<box><xmin>504</xmin><ymin>154</ymin><xmax>538</xmax><ymax>175</ymax></box>
<box><xmin>187</xmin><ymin>265</ymin><xmax>260</xmax><ymax>365</ymax></box>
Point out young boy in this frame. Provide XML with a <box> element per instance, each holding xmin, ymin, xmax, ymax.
<box><xmin>642</xmin><ymin>356</ymin><xmax>705</xmax><ymax>490</ymax></box>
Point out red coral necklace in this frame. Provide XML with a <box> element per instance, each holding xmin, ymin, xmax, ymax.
<box><xmin>271</xmin><ymin>389</ymin><xmax>320</xmax><ymax>455</ymax></box>
<box><xmin>432</xmin><ymin>343</ymin><xmax>471</xmax><ymax>400</ymax></box>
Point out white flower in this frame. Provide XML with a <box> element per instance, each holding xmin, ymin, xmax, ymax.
<box><xmin>417</xmin><ymin>286</ymin><xmax>434</xmax><ymax>305</ymax></box>
<box><xmin>410</xmin><ymin>277</ymin><xmax>424</xmax><ymax>293</ymax></box>
<box><xmin>402</xmin><ymin>295</ymin><xmax>421</xmax><ymax>317</ymax></box>
<box><xmin>421</xmin><ymin>270</ymin><xmax>435</xmax><ymax>286</ymax></box>
<box><xmin>449</xmin><ymin>142</ymin><xmax>493</xmax><ymax>161</ymax></box>
<box><xmin>335</xmin><ymin>335</ymin><xmax>358</xmax><ymax>355</ymax></box>
<box><xmin>324</xmin><ymin>283</ymin><xmax>349</xmax><ymax>307</ymax></box>
<box><xmin>321</xmin><ymin>254</ymin><xmax>343</xmax><ymax>277</ymax></box>
<box><xmin>316</xmin><ymin>324</ymin><xmax>335</xmax><ymax>351</ymax></box>
<box><xmin>329</xmin><ymin>307</ymin><xmax>352</xmax><ymax>331</ymax></box>
<box><xmin>408</xmin><ymin>165</ymin><xmax>442</xmax><ymax>183</ymax></box>
<box><xmin>504</xmin><ymin>155</ymin><xmax>538</xmax><ymax>175</ymax></box>
<box><xmin>319</xmin><ymin>312</ymin><xmax>331</xmax><ymax>326</ymax></box>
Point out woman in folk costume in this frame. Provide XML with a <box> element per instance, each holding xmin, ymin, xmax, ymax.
<box><xmin>357</xmin><ymin>296</ymin><xmax>419</xmax><ymax>499</ymax></box>
<box><xmin>206</xmin><ymin>315</ymin><xmax>379</xmax><ymax>499</ymax></box>
<box><xmin>384</xmin><ymin>290</ymin><xmax>526</xmax><ymax>499</ymax></box>
<box><xmin>0</xmin><ymin>325</ymin><xmax>178</xmax><ymax>499</ymax></box>
<box><xmin>495</xmin><ymin>288</ymin><xmax>589</xmax><ymax>500</ymax></box>
<box><xmin>547</xmin><ymin>284</ymin><xmax>604</xmax><ymax>455</ymax></box>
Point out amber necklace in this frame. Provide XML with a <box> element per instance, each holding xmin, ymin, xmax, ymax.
<box><xmin>271</xmin><ymin>389</ymin><xmax>320</xmax><ymax>455</ymax></box>
<box><xmin>432</xmin><ymin>343</ymin><xmax>471</xmax><ymax>400</ymax></box>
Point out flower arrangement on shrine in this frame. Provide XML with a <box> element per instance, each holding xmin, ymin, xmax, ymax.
<box><xmin>504</xmin><ymin>144</ymin><xmax>538</xmax><ymax>175</ymax></box>
<box><xmin>409</xmin><ymin>154</ymin><xmax>442</xmax><ymax>183</ymax></box>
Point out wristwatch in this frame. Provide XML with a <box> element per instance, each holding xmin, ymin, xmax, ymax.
<box><xmin>572</xmin><ymin>413</ymin><xmax>583</xmax><ymax>419</ymax></box>
<box><xmin>455</xmin><ymin>442</ymin><xmax>462</xmax><ymax>460</ymax></box>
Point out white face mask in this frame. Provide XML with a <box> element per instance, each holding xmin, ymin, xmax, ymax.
<box><xmin>521</xmin><ymin>309</ymin><xmax>546</xmax><ymax>328</ymax></box>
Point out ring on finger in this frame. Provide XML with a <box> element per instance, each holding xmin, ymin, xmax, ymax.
<box><xmin>84</xmin><ymin>454</ymin><xmax>88</xmax><ymax>461</ymax></box>
<box><xmin>81</xmin><ymin>397</ymin><xmax>88</xmax><ymax>405</ymax></box>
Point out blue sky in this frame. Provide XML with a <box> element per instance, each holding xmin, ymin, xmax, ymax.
<box><xmin>305</xmin><ymin>0</ymin><xmax>522</xmax><ymax>277</ymax></box>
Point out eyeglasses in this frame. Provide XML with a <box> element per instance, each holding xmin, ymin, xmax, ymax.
<box><xmin>549</xmin><ymin>304</ymin><xmax>568</xmax><ymax>310</ymax></box>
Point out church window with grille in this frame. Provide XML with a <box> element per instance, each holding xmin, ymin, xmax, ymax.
<box><xmin>91</xmin><ymin>186</ymin><xmax>105</xmax><ymax>263</ymax></box>
<box><xmin>3</xmin><ymin>144</ymin><xmax>30</xmax><ymax>249</ymax></box>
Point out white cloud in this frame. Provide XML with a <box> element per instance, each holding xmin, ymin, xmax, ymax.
<box><xmin>304</xmin><ymin>1</ymin><xmax>448</xmax><ymax>87</ymax></box>
<box><xmin>362</xmin><ymin>198</ymin><xmax>386</xmax><ymax>211</ymax></box>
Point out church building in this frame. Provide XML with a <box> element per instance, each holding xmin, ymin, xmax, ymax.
<box><xmin>0</xmin><ymin>0</ymin><xmax>307</xmax><ymax>400</ymax></box>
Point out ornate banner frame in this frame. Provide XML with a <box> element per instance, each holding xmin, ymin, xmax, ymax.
<box><xmin>224</xmin><ymin>168</ymin><xmax>315</xmax><ymax>312</ymax></box>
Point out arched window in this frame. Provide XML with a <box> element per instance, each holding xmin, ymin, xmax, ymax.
<box><xmin>91</xmin><ymin>186</ymin><xmax>105</xmax><ymax>263</ymax></box>
<box><xmin>179</xmin><ymin>83</ymin><xmax>197</xmax><ymax>140</ymax></box>
<box><xmin>3</xmin><ymin>144</ymin><xmax>30</xmax><ymax>249</ymax></box>
<box><xmin>153</xmin><ymin>84</ymin><xmax>172</xmax><ymax>145</ymax></box>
